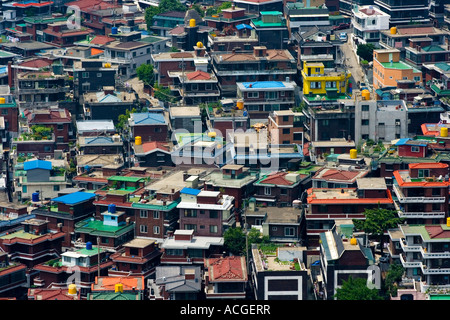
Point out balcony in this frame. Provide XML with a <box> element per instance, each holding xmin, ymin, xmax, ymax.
<box><xmin>421</xmin><ymin>264</ymin><xmax>450</xmax><ymax>275</ymax></box>
<box><xmin>421</xmin><ymin>248</ymin><xmax>450</xmax><ymax>259</ymax></box>
<box><xmin>400</xmin><ymin>239</ymin><xmax>422</xmax><ymax>253</ymax></box>
<box><xmin>399</xmin><ymin>254</ymin><xmax>422</xmax><ymax>268</ymax></box>
<box><xmin>392</xmin><ymin>184</ymin><xmax>446</xmax><ymax>203</ymax></box>
<box><xmin>397</xmin><ymin>211</ymin><xmax>446</xmax><ymax>219</ymax></box>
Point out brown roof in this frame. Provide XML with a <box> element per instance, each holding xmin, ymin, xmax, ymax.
<box><xmin>186</xmin><ymin>70</ymin><xmax>211</xmax><ymax>81</ymax></box>
<box><xmin>425</xmin><ymin>225</ymin><xmax>450</xmax><ymax>239</ymax></box>
<box><xmin>170</xmin><ymin>52</ymin><xmax>194</xmax><ymax>59</ymax></box>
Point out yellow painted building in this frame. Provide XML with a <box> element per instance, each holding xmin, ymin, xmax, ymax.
<box><xmin>301</xmin><ymin>61</ymin><xmax>351</xmax><ymax>96</ymax></box>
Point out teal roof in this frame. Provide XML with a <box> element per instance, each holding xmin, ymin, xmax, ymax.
<box><xmin>88</xmin><ymin>292</ymin><xmax>140</xmax><ymax>300</ymax></box>
<box><xmin>421</xmin><ymin>45</ymin><xmax>445</xmax><ymax>52</ymax></box>
<box><xmin>260</xmin><ymin>11</ymin><xmax>282</xmax><ymax>15</ymax></box>
<box><xmin>435</xmin><ymin>62</ymin><xmax>450</xmax><ymax>72</ymax></box>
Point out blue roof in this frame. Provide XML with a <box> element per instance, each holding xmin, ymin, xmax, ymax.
<box><xmin>236</xmin><ymin>24</ymin><xmax>252</xmax><ymax>30</ymax></box>
<box><xmin>52</xmin><ymin>192</ymin><xmax>96</xmax><ymax>205</ymax></box>
<box><xmin>395</xmin><ymin>138</ymin><xmax>427</xmax><ymax>147</ymax></box>
<box><xmin>180</xmin><ymin>188</ymin><xmax>201</xmax><ymax>196</ymax></box>
<box><xmin>242</xmin><ymin>81</ymin><xmax>286</xmax><ymax>89</ymax></box>
<box><xmin>132</xmin><ymin>112</ymin><xmax>166</xmax><ymax>125</ymax></box>
<box><xmin>23</xmin><ymin>160</ymin><xmax>52</xmax><ymax>171</ymax></box>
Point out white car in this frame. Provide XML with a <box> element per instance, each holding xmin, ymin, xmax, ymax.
<box><xmin>339</xmin><ymin>32</ymin><xmax>348</xmax><ymax>42</ymax></box>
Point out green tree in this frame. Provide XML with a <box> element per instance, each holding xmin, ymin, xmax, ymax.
<box><xmin>383</xmin><ymin>263</ymin><xmax>405</xmax><ymax>298</ymax></box>
<box><xmin>224</xmin><ymin>227</ymin><xmax>246</xmax><ymax>255</ymax></box>
<box><xmin>356</xmin><ymin>43</ymin><xmax>375</xmax><ymax>62</ymax></box>
<box><xmin>335</xmin><ymin>276</ymin><xmax>384</xmax><ymax>300</ymax></box>
<box><xmin>136</xmin><ymin>63</ymin><xmax>154</xmax><ymax>86</ymax></box>
<box><xmin>153</xmin><ymin>82</ymin><xmax>177</xmax><ymax>104</ymax></box>
<box><xmin>353</xmin><ymin>208</ymin><xmax>403</xmax><ymax>254</ymax></box>
<box><xmin>191</xmin><ymin>3</ymin><xmax>205</xmax><ymax>17</ymax></box>
<box><xmin>144</xmin><ymin>5</ymin><xmax>161</xmax><ymax>30</ymax></box>
<box><xmin>206</xmin><ymin>1</ymin><xmax>232</xmax><ymax>15</ymax></box>
<box><xmin>145</xmin><ymin>0</ymin><xmax>186</xmax><ymax>30</ymax></box>
<box><xmin>247</xmin><ymin>227</ymin><xmax>270</xmax><ymax>244</ymax></box>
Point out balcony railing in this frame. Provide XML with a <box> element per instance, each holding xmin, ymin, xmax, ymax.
<box><xmin>393</xmin><ymin>184</ymin><xmax>446</xmax><ymax>203</ymax></box>
<box><xmin>397</xmin><ymin>211</ymin><xmax>446</xmax><ymax>219</ymax></box>
<box><xmin>399</xmin><ymin>254</ymin><xmax>422</xmax><ymax>268</ymax></box>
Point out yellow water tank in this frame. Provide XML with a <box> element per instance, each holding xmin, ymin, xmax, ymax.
<box><xmin>236</xmin><ymin>100</ymin><xmax>244</xmax><ymax>110</ymax></box>
<box><xmin>350</xmin><ymin>149</ymin><xmax>357</xmax><ymax>159</ymax></box>
<box><xmin>447</xmin><ymin>217</ymin><xmax>450</xmax><ymax>227</ymax></box>
<box><xmin>189</xmin><ymin>19</ymin><xmax>196</xmax><ymax>27</ymax></box>
<box><xmin>350</xmin><ymin>238</ymin><xmax>357</xmax><ymax>245</ymax></box>
<box><xmin>135</xmin><ymin>136</ymin><xmax>142</xmax><ymax>145</ymax></box>
<box><xmin>104</xmin><ymin>63</ymin><xmax>111</xmax><ymax>68</ymax></box>
<box><xmin>196</xmin><ymin>41</ymin><xmax>203</xmax><ymax>48</ymax></box>
<box><xmin>0</xmin><ymin>97</ymin><xmax>5</xmax><ymax>104</ymax></box>
<box><xmin>208</xmin><ymin>131</ymin><xmax>217</xmax><ymax>139</ymax></box>
<box><xmin>115</xmin><ymin>283</ymin><xmax>124</xmax><ymax>293</ymax></box>
<box><xmin>362</xmin><ymin>89</ymin><xmax>370</xmax><ymax>100</ymax></box>
<box><xmin>68</xmin><ymin>284</ymin><xmax>77</xmax><ymax>295</ymax></box>
<box><xmin>441</xmin><ymin>127</ymin><xmax>448</xmax><ymax>137</ymax></box>
<box><xmin>390</xmin><ymin>26</ymin><xmax>397</xmax><ymax>34</ymax></box>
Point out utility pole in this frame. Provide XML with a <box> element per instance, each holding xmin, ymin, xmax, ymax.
<box><xmin>97</xmin><ymin>236</ymin><xmax>100</xmax><ymax>278</ymax></box>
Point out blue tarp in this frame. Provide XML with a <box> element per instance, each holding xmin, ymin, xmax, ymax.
<box><xmin>236</xmin><ymin>24</ymin><xmax>252</xmax><ymax>30</ymax></box>
<box><xmin>52</xmin><ymin>192</ymin><xmax>96</xmax><ymax>205</ymax></box>
<box><xmin>23</xmin><ymin>160</ymin><xmax>52</xmax><ymax>171</ymax></box>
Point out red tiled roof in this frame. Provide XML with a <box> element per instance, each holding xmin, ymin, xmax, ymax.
<box><xmin>397</xmin><ymin>27</ymin><xmax>434</xmax><ymax>35</ymax></box>
<box><xmin>18</xmin><ymin>58</ymin><xmax>52</xmax><ymax>69</ymax></box>
<box><xmin>93</xmin><ymin>276</ymin><xmax>144</xmax><ymax>291</ymax></box>
<box><xmin>425</xmin><ymin>225</ymin><xmax>450</xmax><ymax>239</ymax></box>
<box><xmin>72</xmin><ymin>176</ymin><xmax>108</xmax><ymax>183</ymax></box>
<box><xmin>28</xmin><ymin>288</ymin><xmax>79</xmax><ymax>300</ymax></box>
<box><xmin>65</xmin><ymin>0</ymin><xmax>117</xmax><ymax>10</ymax></box>
<box><xmin>258</xmin><ymin>172</ymin><xmax>295</xmax><ymax>186</ymax></box>
<box><xmin>90</xmin><ymin>35</ymin><xmax>115</xmax><ymax>45</ymax></box>
<box><xmin>141</xmin><ymin>141</ymin><xmax>170</xmax><ymax>154</ymax></box>
<box><xmin>24</xmin><ymin>108</ymin><xmax>71</xmax><ymax>124</ymax></box>
<box><xmin>207</xmin><ymin>256</ymin><xmax>247</xmax><ymax>282</ymax></box>
<box><xmin>186</xmin><ymin>70</ymin><xmax>211</xmax><ymax>81</ymax></box>
<box><xmin>313</xmin><ymin>168</ymin><xmax>367</xmax><ymax>182</ymax></box>
<box><xmin>408</xmin><ymin>163</ymin><xmax>449</xmax><ymax>169</ymax></box>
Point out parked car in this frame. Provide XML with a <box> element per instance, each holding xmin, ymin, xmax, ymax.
<box><xmin>339</xmin><ymin>32</ymin><xmax>348</xmax><ymax>42</ymax></box>
<box><xmin>333</xmin><ymin>23</ymin><xmax>350</xmax><ymax>31</ymax></box>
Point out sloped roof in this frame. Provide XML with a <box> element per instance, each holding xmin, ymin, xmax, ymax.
<box><xmin>186</xmin><ymin>70</ymin><xmax>211</xmax><ymax>81</ymax></box>
<box><xmin>257</xmin><ymin>172</ymin><xmax>296</xmax><ymax>186</ymax></box>
<box><xmin>206</xmin><ymin>256</ymin><xmax>247</xmax><ymax>282</ymax></box>
<box><xmin>23</xmin><ymin>159</ymin><xmax>52</xmax><ymax>171</ymax></box>
<box><xmin>52</xmin><ymin>192</ymin><xmax>96</xmax><ymax>205</ymax></box>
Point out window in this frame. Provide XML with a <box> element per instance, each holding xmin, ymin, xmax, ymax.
<box><xmin>153</xmin><ymin>226</ymin><xmax>160</xmax><ymax>234</ymax></box>
<box><xmin>209</xmin><ymin>211</ymin><xmax>218</xmax><ymax>219</ymax></box>
<box><xmin>411</xmin><ymin>146</ymin><xmax>420</xmax><ymax>152</ymax></box>
<box><xmin>184</xmin><ymin>209</ymin><xmax>197</xmax><ymax>217</ymax></box>
<box><xmin>57</xmin><ymin>124</ymin><xmax>64</xmax><ymax>131</ymax></box>
<box><xmin>153</xmin><ymin>211</ymin><xmax>160</xmax><ymax>219</ymax></box>
<box><xmin>140</xmin><ymin>225</ymin><xmax>148</xmax><ymax>233</ymax></box>
<box><xmin>53</xmin><ymin>185</ymin><xmax>60</xmax><ymax>191</ymax></box>
<box><xmin>315</xmin><ymin>68</ymin><xmax>321</xmax><ymax>73</ymax></box>
<box><xmin>82</xmin><ymin>72</ymin><xmax>89</xmax><ymax>78</ymax></box>
<box><xmin>264</xmin><ymin>187</ymin><xmax>271</xmax><ymax>195</ymax></box>
<box><xmin>361</xmin><ymin>105</ymin><xmax>370</xmax><ymax>111</ymax></box>
<box><xmin>140</xmin><ymin>210</ymin><xmax>148</xmax><ymax>218</ymax></box>
<box><xmin>285</xmin><ymin>227</ymin><xmax>295</xmax><ymax>236</ymax></box>
<box><xmin>248</xmin><ymin>91</ymin><xmax>259</xmax><ymax>98</ymax></box>
<box><xmin>418</xmin><ymin>169</ymin><xmax>429</xmax><ymax>178</ymax></box>
<box><xmin>283</xmin><ymin>128</ymin><xmax>290</xmax><ymax>134</ymax></box>
<box><xmin>361</xmin><ymin>119</ymin><xmax>369</xmax><ymax>126</ymax></box>
<box><xmin>280</xmin><ymin>188</ymin><xmax>288</xmax><ymax>195</ymax></box>
<box><xmin>184</xmin><ymin>224</ymin><xmax>197</xmax><ymax>231</ymax></box>
<box><xmin>310</xmin><ymin>81</ymin><xmax>321</xmax><ymax>89</ymax></box>
<box><xmin>414</xmin><ymin>76</ymin><xmax>421</xmax><ymax>82</ymax></box>
<box><xmin>325</xmin><ymin>81</ymin><xmax>336</xmax><ymax>88</ymax></box>
<box><xmin>210</xmin><ymin>225</ymin><xmax>218</xmax><ymax>233</ymax></box>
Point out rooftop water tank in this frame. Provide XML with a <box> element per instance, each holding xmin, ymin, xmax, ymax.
<box><xmin>32</xmin><ymin>192</ymin><xmax>39</xmax><ymax>202</ymax></box>
<box><xmin>86</xmin><ymin>241</ymin><xmax>93</xmax><ymax>250</ymax></box>
<box><xmin>112</xmin><ymin>27</ymin><xmax>118</xmax><ymax>34</ymax></box>
<box><xmin>108</xmin><ymin>203</ymin><xmax>116</xmax><ymax>213</ymax></box>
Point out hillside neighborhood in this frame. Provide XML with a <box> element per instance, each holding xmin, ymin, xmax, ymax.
<box><xmin>0</xmin><ymin>0</ymin><xmax>449</xmax><ymax>302</ymax></box>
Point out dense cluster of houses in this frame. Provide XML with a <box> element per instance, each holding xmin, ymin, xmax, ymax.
<box><xmin>0</xmin><ymin>0</ymin><xmax>449</xmax><ymax>302</ymax></box>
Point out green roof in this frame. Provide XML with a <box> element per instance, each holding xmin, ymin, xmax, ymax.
<box><xmin>381</xmin><ymin>61</ymin><xmax>414</xmax><ymax>70</ymax></box>
<box><xmin>422</xmin><ymin>45</ymin><xmax>445</xmax><ymax>52</ymax></box>
<box><xmin>87</xmin><ymin>292</ymin><xmax>140</xmax><ymax>300</ymax></box>
<box><xmin>429</xmin><ymin>295</ymin><xmax>450</xmax><ymax>300</ymax></box>
<box><xmin>260</xmin><ymin>11</ymin><xmax>282</xmax><ymax>15</ymax></box>
<box><xmin>435</xmin><ymin>62</ymin><xmax>450</xmax><ymax>71</ymax></box>
<box><xmin>108</xmin><ymin>176</ymin><xmax>144</xmax><ymax>183</ymax></box>
<box><xmin>75</xmin><ymin>218</ymin><xmax>135</xmax><ymax>237</ymax></box>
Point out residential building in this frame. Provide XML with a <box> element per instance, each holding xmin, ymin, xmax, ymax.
<box><xmin>204</xmin><ymin>255</ymin><xmax>248</xmax><ymax>299</ymax></box>
<box><xmin>108</xmin><ymin>238</ymin><xmax>162</xmax><ymax>279</ymax></box>
<box><xmin>90</xmin><ymin>275</ymin><xmax>145</xmax><ymax>299</ymax></box>
<box><xmin>16</xmin><ymin>159</ymin><xmax>70</xmax><ymax>201</ymax></box>
<box><xmin>388</xmin><ymin>223</ymin><xmax>450</xmax><ymax>294</ymax></box>
<box><xmin>207</xmin><ymin>23</ymin><xmax>259</xmax><ymax>52</ymax></box>
<box><xmin>74</xmin><ymin>204</ymin><xmax>135</xmax><ymax>250</ymax></box>
<box><xmin>304</xmin><ymin>177</ymin><xmax>394</xmax><ymax>246</ymax></box>
<box><xmin>374</xmin><ymin>0</ymin><xmax>430</xmax><ymax>26</ymax></box>
<box><xmin>0</xmin><ymin>87</ymin><xmax>19</xmax><ymax>139</ymax></box>
<box><xmin>77</xmin><ymin>135</ymin><xmax>124</xmax><ymax>156</ymax></box>
<box><xmin>178</xmin><ymin>188</ymin><xmax>235</xmax><ymax>237</ymax></box>
<box><xmin>392</xmin><ymin>162</ymin><xmax>450</xmax><ymax>225</ymax></box>
<box><xmin>311</xmin><ymin>166</ymin><xmax>369</xmax><ymax>188</ymax></box>
<box><xmin>31</xmin><ymin>191</ymin><xmax>97</xmax><ymax>248</ymax></box>
<box><xmin>211</xmin><ymin>46</ymin><xmax>297</xmax><ymax>97</ymax></box>
<box><xmin>404</xmin><ymin>37</ymin><xmax>450</xmax><ymax>69</ymax></box>
<box><xmin>352</xmin><ymin>5</ymin><xmax>390</xmax><ymax>47</ymax></box>
<box><xmin>152</xmin><ymin>51</ymin><xmax>198</xmax><ymax>87</ymax></box>
<box><xmin>168</xmin><ymin>17</ymin><xmax>213</xmax><ymax>52</ymax></box>
<box><xmin>23</xmin><ymin>108</ymin><xmax>73</xmax><ymax>151</ymax></box>
<box><xmin>159</xmin><ymin>229</ymin><xmax>224</xmax><ymax>266</ymax></box>
<box><xmin>150</xmin><ymin>11</ymin><xmax>186</xmax><ymax>37</ymax></box>
<box><xmin>32</xmin><ymin>242</ymin><xmax>114</xmax><ymax>296</ymax></box>
<box><xmin>83</xmin><ymin>88</ymin><xmax>138</xmax><ymax>123</ymax></box>
<box><xmin>252</xmin><ymin>171</ymin><xmax>303</xmax><ymax>207</ymax></box>
<box><xmin>0</xmin><ymin>253</ymin><xmax>27</xmax><ymax>299</ymax></box>
<box><xmin>148</xmin><ymin>265</ymin><xmax>203</xmax><ymax>300</ymax></box>
<box><xmin>250</xmin><ymin>11</ymin><xmax>289</xmax><ymax>49</ymax></box>
<box><xmin>285</xmin><ymin>3</ymin><xmax>330</xmax><ymax>38</ymax></box>
<box><xmin>379</xmin><ymin>24</ymin><xmax>447</xmax><ymax>59</ymax></box>
<box><xmin>42</xmin><ymin>21</ymin><xmax>94</xmax><ymax>48</ymax></box>
<box><xmin>103</xmin><ymin>40</ymin><xmax>154</xmax><ymax>78</ymax></box>
<box><xmin>309</xmin><ymin>138</ymin><xmax>356</xmax><ymax>162</ymax></box>
<box><xmin>128</xmin><ymin>112</ymin><xmax>169</xmax><ymax>143</ymax></box>
<box><xmin>373</xmin><ymin>49</ymin><xmax>422</xmax><ymax>93</ymax></box>
<box><xmin>250</xmin><ymin>244</ymin><xmax>308</xmax><ymax>300</ymax></box>
<box><xmin>75</xmin><ymin>120</ymin><xmax>116</xmax><ymax>137</ymax></box>
<box><xmin>267</xmin><ymin>109</ymin><xmax>304</xmax><ymax>145</ymax></box>
<box><xmin>133</xmin><ymin>140</ymin><xmax>173</xmax><ymax>168</ymax></box>
<box><xmin>202</xmin><ymin>164</ymin><xmax>258</xmax><ymax>210</ymax></box>
<box><xmin>169</xmin><ymin>106</ymin><xmax>202</xmax><ymax>134</ymax></box>
<box><xmin>72</xmin><ymin>60</ymin><xmax>118</xmax><ymax>102</ymax></box>
<box><xmin>301</xmin><ymin>61</ymin><xmax>351</xmax><ymax>98</ymax></box>
<box><xmin>317</xmin><ymin>222</ymin><xmax>377</xmax><ymax>300</ymax></box>
<box><xmin>206</xmin><ymin>100</ymin><xmax>250</xmax><ymax>135</ymax></box>
<box><xmin>236</xmin><ymin>81</ymin><xmax>297</xmax><ymax>119</ymax></box>
<box><xmin>0</xmin><ymin>218</ymin><xmax>65</xmax><ymax>268</ymax></box>
<box><xmin>232</xmin><ymin>0</ymin><xmax>284</xmax><ymax>14</ymax></box>
<box><xmin>423</xmin><ymin>62</ymin><xmax>450</xmax><ymax>98</ymax></box>
<box><xmin>28</xmin><ymin>286</ymin><xmax>81</xmax><ymax>300</ymax></box>
<box><xmin>16</xmin><ymin>69</ymin><xmax>71</xmax><ymax>111</ymax></box>
<box><xmin>204</xmin><ymin>5</ymin><xmax>258</xmax><ymax>32</ymax></box>
<box><xmin>169</xmin><ymin>69</ymin><xmax>221</xmax><ymax>105</ymax></box>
